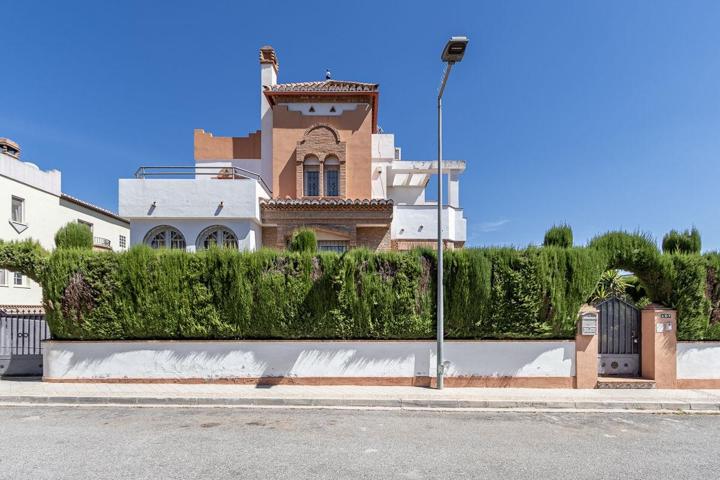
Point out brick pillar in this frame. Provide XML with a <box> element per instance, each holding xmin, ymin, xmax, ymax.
<box><xmin>575</xmin><ymin>304</ymin><xmax>599</xmax><ymax>389</ymax></box>
<box><xmin>641</xmin><ymin>304</ymin><xmax>677</xmax><ymax>388</ymax></box>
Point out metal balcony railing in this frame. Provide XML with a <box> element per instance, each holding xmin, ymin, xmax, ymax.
<box><xmin>93</xmin><ymin>237</ymin><xmax>112</xmax><ymax>249</ymax></box>
<box><xmin>133</xmin><ymin>166</ymin><xmax>272</xmax><ymax>196</ymax></box>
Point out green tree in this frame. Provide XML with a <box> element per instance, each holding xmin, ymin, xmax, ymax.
<box><xmin>54</xmin><ymin>222</ymin><xmax>93</xmax><ymax>250</ymax></box>
<box><xmin>662</xmin><ymin>227</ymin><xmax>701</xmax><ymax>254</ymax></box>
<box><xmin>288</xmin><ymin>229</ymin><xmax>317</xmax><ymax>253</ymax></box>
<box><xmin>543</xmin><ymin>224</ymin><xmax>573</xmax><ymax>248</ymax></box>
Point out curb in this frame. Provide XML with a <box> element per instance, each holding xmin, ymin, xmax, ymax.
<box><xmin>1</xmin><ymin>395</ymin><xmax>719</xmax><ymax>412</ymax></box>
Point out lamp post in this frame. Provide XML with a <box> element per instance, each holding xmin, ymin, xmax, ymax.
<box><xmin>437</xmin><ymin>36</ymin><xmax>468</xmax><ymax>390</ymax></box>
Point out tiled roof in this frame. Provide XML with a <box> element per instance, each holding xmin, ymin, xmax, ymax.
<box><xmin>60</xmin><ymin>193</ymin><xmax>129</xmax><ymax>224</ymax></box>
<box><xmin>261</xmin><ymin>198</ymin><xmax>393</xmax><ymax>208</ymax></box>
<box><xmin>0</xmin><ymin>305</ymin><xmax>45</xmax><ymax>315</ymax></box>
<box><xmin>265</xmin><ymin>80</ymin><xmax>379</xmax><ymax>93</ymax></box>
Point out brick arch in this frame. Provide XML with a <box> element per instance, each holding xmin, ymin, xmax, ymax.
<box><xmin>296</xmin><ymin>124</ymin><xmax>347</xmax><ymax>198</ymax></box>
<box><xmin>302</xmin><ymin>124</ymin><xmax>341</xmax><ymax>144</ymax></box>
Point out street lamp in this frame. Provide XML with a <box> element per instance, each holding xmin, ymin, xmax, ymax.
<box><xmin>437</xmin><ymin>36</ymin><xmax>468</xmax><ymax>390</ymax></box>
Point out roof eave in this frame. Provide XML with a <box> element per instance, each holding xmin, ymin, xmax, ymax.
<box><xmin>264</xmin><ymin>91</ymin><xmax>379</xmax><ymax>134</ymax></box>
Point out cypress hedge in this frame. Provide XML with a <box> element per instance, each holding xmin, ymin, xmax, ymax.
<box><xmin>662</xmin><ymin>227</ymin><xmax>702</xmax><ymax>254</ymax></box>
<box><xmin>3</xmin><ymin>231</ymin><xmax>720</xmax><ymax>341</ymax></box>
<box><xmin>288</xmin><ymin>229</ymin><xmax>317</xmax><ymax>253</ymax></box>
<box><xmin>543</xmin><ymin>224</ymin><xmax>573</xmax><ymax>248</ymax></box>
<box><xmin>54</xmin><ymin>222</ymin><xmax>93</xmax><ymax>250</ymax></box>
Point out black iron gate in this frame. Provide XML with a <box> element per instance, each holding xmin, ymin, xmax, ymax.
<box><xmin>0</xmin><ymin>308</ymin><xmax>50</xmax><ymax>376</ymax></box>
<box><xmin>597</xmin><ymin>297</ymin><xmax>640</xmax><ymax>376</ymax></box>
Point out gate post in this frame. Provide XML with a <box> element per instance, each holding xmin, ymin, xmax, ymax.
<box><xmin>640</xmin><ymin>304</ymin><xmax>677</xmax><ymax>388</ymax></box>
<box><xmin>575</xmin><ymin>304</ymin><xmax>599</xmax><ymax>389</ymax></box>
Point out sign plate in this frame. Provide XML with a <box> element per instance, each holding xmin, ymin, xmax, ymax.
<box><xmin>581</xmin><ymin>313</ymin><xmax>598</xmax><ymax>336</ymax></box>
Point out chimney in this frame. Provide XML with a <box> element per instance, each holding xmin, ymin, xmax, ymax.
<box><xmin>259</xmin><ymin>47</ymin><xmax>278</xmax><ymax>195</ymax></box>
<box><xmin>259</xmin><ymin>45</ymin><xmax>279</xmax><ymax>87</ymax></box>
<box><xmin>0</xmin><ymin>138</ymin><xmax>20</xmax><ymax>158</ymax></box>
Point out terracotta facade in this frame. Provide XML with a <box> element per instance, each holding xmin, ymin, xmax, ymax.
<box><xmin>271</xmin><ymin>104</ymin><xmax>372</xmax><ymax>199</ymax></box>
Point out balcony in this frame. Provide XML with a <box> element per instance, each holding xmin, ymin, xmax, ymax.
<box><xmin>93</xmin><ymin>236</ymin><xmax>112</xmax><ymax>250</ymax></box>
<box><xmin>119</xmin><ymin>165</ymin><xmax>271</xmax><ymax>221</ymax></box>
<box><xmin>392</xmin><ymin>204</ymin><xmax>466</xmax><ymax>243</ymax></box>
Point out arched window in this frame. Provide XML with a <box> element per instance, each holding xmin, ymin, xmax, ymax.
<box><xmin>197</xmin><ymin>226</ymin><xmax>238</xmax><ymax>250</ymax></box>
<box><xmin>144</xmin><ymin>226</ymin><xmax>186</xmax><ymax>250</ymax></box>
<box><xmin>303</xmin><ymin>155</ymin><xmax>320</xmax><ymax>196</ymax></box>
<box><xmin>324</xmin><ymin>156</ymin><xmax>340</xmax><ymax>196</ymax></box>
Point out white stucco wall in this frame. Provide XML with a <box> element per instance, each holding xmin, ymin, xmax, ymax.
<box><xmin>387</xmin><ymin>186</ymin><xmax>426</xmax><ymax>205</ymax></box>
<box><xmin>677</xmin><ymin>342</ymin><xmax>720</xmax><ymax>379</ymax></box>
<box><xmin>392</xmin><ymin>205</ymin><xmax>467</xmax><ymax>242</ymax></box>
<box><xmin>0</xmin><ymin>152</ymin><xmax>61</xmax><ymax>196</ymax></box>
<box><xmin>119</xmin><ymin>178</ymin><xmax>267</xmax><ymax>220</ymax></box>
<box><xmin>371</xmin><ymin>134</ymin><xmax>396</xmax><ymax>160</ymax></box>
<box><xmin>1</xmin><ymin>154</ymin><xmax>129</xmax><ymax>306</ymax></box>
<box><xmin>284</xmin><ymin>102</ymin><xmax>360</xmax><ymax>116</ymax></box>
<box><xmin>43</xmin><ymin>340</ymin><xmax>575</xmax><ymax>380</ymax></box>
<box><xmin>129</xmin><ymin>218</ymin><xmax>261</xmax><ymax>252</ymax></box>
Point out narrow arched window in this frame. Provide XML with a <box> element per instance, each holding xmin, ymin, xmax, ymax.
<box><xmin>324</xmin><ymin>156</ymin><xmax>340</xmax><ymax>196</ymax></box>
<box><xmin>197</xmin><ymin>226</ymin><xmax>238</xmax><ymax>250</ymax></box>
<box><xmin>303</xmin><ymin>155</ymin><xmax>320</xmax><ymax>196</ymax></box>
<box><xmin>144</xmin><ymin>226</ymin><xmax>186</xmax><ymax>250</ymax></box>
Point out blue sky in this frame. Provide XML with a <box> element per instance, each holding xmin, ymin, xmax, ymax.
<box><xmin>2</xmin><ymin>1</ymin><xmax>719</xmax><ymax>249</ymax></box>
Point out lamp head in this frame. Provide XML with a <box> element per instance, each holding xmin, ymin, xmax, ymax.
<box><xmin>441</xmin><ymin>36</ymin><xmax>469</xmax><ymax>63</ymax></box>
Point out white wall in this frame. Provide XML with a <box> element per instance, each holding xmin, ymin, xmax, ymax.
<box><xmin>44</xmin><ymin>340</ymin><xmax>574</xmax><ymax>380</ymax></box>
<box><xmin>387</xmin><ymin>186</ymin><xmax>426</xmax><ymax>205</ymax></box>
<box><xmin>284</xmin><ymin>102</ymin><xmax>360</xmax><ymax>116</ymax></box>
<box><xmin>1</xmin><ymin>158</ymin><xmax>129</xmax><ymax>306</ymax></box>
<box><xmin>392</xmin><ymin>205</ymin><xmax>467</xmax><ymax>242</ymax></box>
<box><xmin>0</xmin><ymin>152</ymin><xmax>61</xmax><ymax>196</ymax></box>
<box><xmin>677</xmin><ymin>342</ymin><xmax>720</xmax><ymax>379</ymax></box>
<box><xmin>129</xmin><ymin>218</ymin><xmax>261</xmax><ymax>252</ymax></box>
<box><xmin>119</xmin><ymin>178</ymin><xmax>267</xmax><ymax>220</ymax></box>
<box><xmin>371</xmin><ymin>134</ymin><xmax>395</xmax><ymax>160</ymax></box>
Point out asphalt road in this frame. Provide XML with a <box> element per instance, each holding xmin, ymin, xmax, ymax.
<box><xmin>0</xmin><ymin>406</ymin><xmax>718</xmax><ymax>479</ymax></box>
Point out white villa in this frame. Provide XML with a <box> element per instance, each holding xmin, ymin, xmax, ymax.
<box><xmin>0</xmin><ymin>138</ymin><xmax>129</xmax><ymax>308</ymax></box>
<box><xmin>119</xmin><ymin>46</ymin><xmax>467</xmax><ymax>253</ymax></box>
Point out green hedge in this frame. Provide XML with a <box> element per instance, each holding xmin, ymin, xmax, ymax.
<box><xmin>662</xmin><ymin>227</ymin><xmax>701</xmax><ymax>254</ymax></box>
<box><xmin>543</xmin><ymin>224</ymin><xmax>573</xmax><ymax>248</ymax></box>
<box><xmin>2</xmin><ymin>231</ymin><xmax>720</xmax><ymax>341</ymax></box>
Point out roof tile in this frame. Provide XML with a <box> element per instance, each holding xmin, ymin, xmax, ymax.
<box><xmin>265</xmin><ymin>80</ymin><xmax>379</xmax><ymax>93</ymax></box>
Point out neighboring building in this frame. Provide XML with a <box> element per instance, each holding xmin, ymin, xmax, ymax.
<box><xmin>0</xmin><ymin>138</ymin><xmax>129</xmax><ymax>307</ymax></box>
<box><xmin>119</xmin><ymin>46</ymin><xmax>467</xmax><ymax>252</ymax></box>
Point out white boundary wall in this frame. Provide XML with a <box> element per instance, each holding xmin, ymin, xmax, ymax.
<box><xmin>677</xmin><ymin>342</ymin><xmax>720</xmax><ymax>379</ymax></box>
<box><xmin>44</xmin><ymin>340</ymin><xmax>575</xmax><ymax>380</ymax></box>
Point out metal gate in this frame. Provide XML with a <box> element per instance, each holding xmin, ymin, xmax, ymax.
<box><xmin>597</xmin><ymin>297</ymin><xmax>640</xmax><ymax>376</ymax></box>
<box><xmin>0</xmin><ymin>308</ymin><xmax>50</xmax><ymax>376</ymax></box>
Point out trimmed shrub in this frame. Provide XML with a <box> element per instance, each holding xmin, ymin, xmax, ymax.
<box><xmin>0</xmin><ymin>239</ymin><xmax>48</xmax><ymax>282</ymax></box>
<box><xmin>587</xmin><ymin>231</ymin><xmax>672</xmax><ymax>302</ymax></box>
<box><xmin>54</xmin><ymin>222</ymin><xmax>93</xmax><ymax>250</ymax></box>
<box><xmin>288</xmin><ymin>229</ymin><xmax>317</xmax><ymax>253</ymax></box>
<box><xmin>543</xmin><ymin>224</ymin><xmax>573</xmax><ymax>248</ymax></box>
<box><xmin>662</xmin><ymin>227</ymin><xmax>702</xmax><ymax>254</ymax></box>
<box><xmin>4</xmin><ymin>232</ymin><xmax>720</xmax><ymax>341</ymax></box>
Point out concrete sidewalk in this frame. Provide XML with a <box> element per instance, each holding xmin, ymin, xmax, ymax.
<box><xmin>2</xmin><ymin>378</ymin><xmax>720</xmax><ymax>412</ymax></box>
